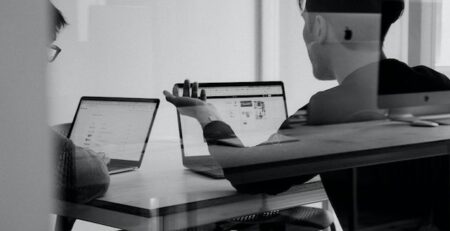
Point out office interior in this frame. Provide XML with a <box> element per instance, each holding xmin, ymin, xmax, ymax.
<box><xmin>1</xmin><ymin>0</ymin><xmax>450</xmax><ymax>230</ymax></box>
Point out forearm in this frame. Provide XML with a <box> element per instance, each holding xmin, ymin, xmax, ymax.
<box><xmin>203</xmin><ymin>121</ymin><xmax>314</xmax><ymax>194</ymax></box>
<box><xmin>73</xmin><ymin>147</ymin><xmax>110</xmax><ymax>203</ymax></box>
<box><xmin>204</xmin><ymin>118</ymin><xmax>318</xmax><ymax>195</ymax></box>
<box><xmin>203</xmin><ymin>120</ymin><xmax>243</xmax><ymax>146</ymax></box>
<box><xmin>52</xmin><ymin>130</ymin><xmax>110</xmax><ymax>203</ymax></box>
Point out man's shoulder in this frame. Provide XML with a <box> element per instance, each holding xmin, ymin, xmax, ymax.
<box><xmin>49</xmin><ymin>126</ymin><xmax>75</xmax><ymax>155</ymax></box>
<box><xmin>310</xmin><ymin>80</ymin><xmax>361</xmax><ymax>103</ymax></box>
<box><xmin>310</xmin><ymin>85</ymin><xmax>342</xmax><ymax>100</ymax></box>
<box><xmin>308</xmin><ymin>70</ymin><xmax>383</xmax><ymax>125</ymax></box>
<box><xmin>380</xmin><ymin>59</ymin><xmax>450</xmax><ymax>94</ymax></box>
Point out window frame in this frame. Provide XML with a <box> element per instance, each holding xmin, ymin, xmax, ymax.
<box><xmin>433</xmin><ymin>1</ymin><xmax>450</xmax><ymax>75</ymax></box>
<box><xmin>409</xmin><ymin>0</ymin><xmax>450</xmax><ymax>76</ymax></box>
<box><xmin>259</xmin><ymin>0</ymin><xmax>281</xmax><ymax>81</ymax></box>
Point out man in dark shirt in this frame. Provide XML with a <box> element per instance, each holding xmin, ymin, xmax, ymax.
<box><xmin>48</xmin><ymin>2</ymin><xmax>110</xmax><ymax>230</ymax></box>
<box><xmin>164</xmin><ymin>0</ymin><xmax>450</xmax><ymax>229</ymax></box>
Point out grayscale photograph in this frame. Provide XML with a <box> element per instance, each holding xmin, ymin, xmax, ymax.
<box><xmin>1</xmin><ymin>0</ymin><xmax>450</xmax><ymax>230</ymax></box>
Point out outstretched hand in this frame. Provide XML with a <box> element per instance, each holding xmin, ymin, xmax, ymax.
<box><xmin>163</xmin><ymin>79</ymin><xmax>222</xmax><ymax>128</ymax></box>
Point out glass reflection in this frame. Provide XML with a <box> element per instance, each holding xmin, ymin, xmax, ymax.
<box><xmin>50</xmin><ymin>0</ymin><xmax>450</xmax><ymax>230</ymax></box>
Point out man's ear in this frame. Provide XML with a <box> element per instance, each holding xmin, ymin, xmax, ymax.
<box><xmin>313</xmin><ymin>15</ymin><xmax>328</xmax><ymax>44</ymax></box>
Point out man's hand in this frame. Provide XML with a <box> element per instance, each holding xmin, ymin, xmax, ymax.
<box><xmin>96</xmin><ymin>152</ymin><xmax>111</xmax><ymax>166</ymax></box>
<box><xmin>163</xmin><ymin>79</ymin><xmax>222</xmax><ymax>128</ymax></box>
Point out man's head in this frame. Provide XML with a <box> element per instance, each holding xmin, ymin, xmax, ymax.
<box><xmin>299</xmin><ymin>0</ymin><xmax>404</xmax><ymax>81</ymax></box>
<box><xmin>301</xmin><ymin>0</ymin><xmax>404</xmax><ymax>42</ymax></box>
<box><xmin>48</xmin><ymin>0</ymin><xmax>67</xmax><ymax>42</ymax></box>
<box><xmin>48</xmin><ymin>1</ymin><xmax>67</xmax><ymax>62</ymax></box>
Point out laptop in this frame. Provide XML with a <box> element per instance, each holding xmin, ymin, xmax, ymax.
<box><xmin>175</xmin><ymin>81</ymin><xmax>290</xmax><ymax>179</ymax></box>
<box><xmin>68</xmin><ymin>97</ymin><xmax>159</xmax><ymax>174</ymax></box>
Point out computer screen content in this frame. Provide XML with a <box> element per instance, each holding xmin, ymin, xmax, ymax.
<box><xmin>70</xmin><ymin>100</ymin><xmax>157</xmax><ymax>160</ymax></box>
<box><xmin>179</xmin><ymin>84</ymin><xmax>287</xmax><ymax>156</ymax></box>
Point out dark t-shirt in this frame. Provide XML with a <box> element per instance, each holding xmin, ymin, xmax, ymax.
<box><xmin>379</xmin><ymin>59</ymin><xmax>450</xmax><ymax>94</ymax></box>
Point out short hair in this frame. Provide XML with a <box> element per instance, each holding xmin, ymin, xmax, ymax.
<box><xmin>48</xmin><ymin>0</ymin><xmax>68</xmax><ymax>39</ymax></box>
<box><xmin>302</xmin><ymin>0</ymin><xmax>404</xmax><ymax>41</ymax></box>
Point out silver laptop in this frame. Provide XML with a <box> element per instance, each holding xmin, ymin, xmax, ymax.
<box><xmin>175</xmin><ymin>81</ymin><xmax>289</xmax><ymax>179</ymax></box>
<box><xmin>68</xmin><ymin>97</ymin><xmax>159</xmax><ymax>174</ymax></box>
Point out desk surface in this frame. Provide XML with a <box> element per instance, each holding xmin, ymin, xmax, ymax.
<box><xmin>211</xmin><ymin>120</ymin><xmax>450</xmax><ymax>184</ymax></box>
<box><xmin>56</xmin><ymin>119</ymin><xmax>450</xmax><ymax>230</ymax></box>
<box><xmin>64</xmin><ymin>139</ymin><xmax>327</xmax><ymax>230</ymax></box>
<box><xmin>213</xmin><ymin>120</ymin><xmax>450</xmax><ymax>166</ymax></box>
<box><xmin>95</xmin><ymin>139</ymin><xmax>325</xmax><ymax>207</ymax></box>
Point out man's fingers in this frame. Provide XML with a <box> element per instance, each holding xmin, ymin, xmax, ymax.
<box><xmin>200</xmin><ymin>89</ymin><xmax>207</xmax><ymax>101</ymax></box>
<box><xmin>163</xmin><ymin>90</ymin><xmax>175</xmax><ymax>103</ymax></box>
<box><xmin>172</xmin><ymin>85</ymin><xmax>179</xmax><ymax>97</ymax></box>
<box><xmin>183</xmin><ymin>79</ymin><xmax>190</xmax><ymax>97</ymax></box>
<box><xmin>164</xmin><ymin>90</ymin><xmax>191</xmax><ymax>106</ymax></box>
<box><xmin>163</xmin><ymin>90</ymin><xmax>171</xmax><ymax>98</ymax></box>
<box><xmin>192</xmin><ymin>82</ymin><xmax>199</xmax><ymax>98</ymax></box>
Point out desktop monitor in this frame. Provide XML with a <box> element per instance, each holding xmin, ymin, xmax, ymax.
<box><xmin>378</xmin><ymin>0</ymin><xmax>450</xmax><ymax>117</ymax></box>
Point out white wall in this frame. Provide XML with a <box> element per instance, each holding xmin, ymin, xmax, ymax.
<box><xmin>49</xmin><ymin>0</ymin><xmax>258</xmax><ymax>140</ymax></box>
<box><xmin>49</xmin><ymin>0</ymin><xmax>412</xmax><ymax>138</ymax></box>
<box><xmin>0</xmin><ymin>0</ymin><xmax>50</xmax><ymax>230</ymax></box>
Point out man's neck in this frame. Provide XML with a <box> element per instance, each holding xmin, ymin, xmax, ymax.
<box><xmin>333</xmin><ymin>49</ymin><xmax>384</xmax><ymax>84</ymax></box>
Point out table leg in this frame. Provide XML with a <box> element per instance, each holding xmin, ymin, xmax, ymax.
<box><xmin>349</xmin><ymin>168</ymin><xmax>358</xmax><ymax>231</ymax></box>
<box><xmin>447</xmin><ymin>145</ymin><xmax>450</xmax><ymax>230</ymax></box>
<box><xmin>54</xmin><ymin>216</ymin><xmax>75</xmax><ymax>231</ymax></box>
<box><xmin>434</xmin><ymin>145</ymin><xmax>450</xmax><ymax>230</ymax></box>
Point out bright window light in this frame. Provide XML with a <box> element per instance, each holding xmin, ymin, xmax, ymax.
<box><xmin>436</xmin><ymin>1</ymin><xmax>450</xmax><ymax>66</ymax></box>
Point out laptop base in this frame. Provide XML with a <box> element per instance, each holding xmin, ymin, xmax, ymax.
<box><xmin>189</xmin><ymin>167</ymin><xmax>225</xmax><ymax>179</ymax></box>
<box><xmin>109</xmin><ymin>167</ymin><xmax>137</xmax><ymax>175</ymax></box>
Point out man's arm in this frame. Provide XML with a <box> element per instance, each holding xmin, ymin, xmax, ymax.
<box><xmin>72</xmin><ymin>145</ymin><xmax>110</xmax><ymax>203</ymax></box>
<box><xmin>202</xmin><ymin>120</ymin><xmax>315</xmax><ymax>195</ymax></box>
<box><xmin>51</xmin><ymin>130</ymin><xmax>110</xmax><ymax>203</ymax></box>
<box><xmin>164</xmin><ymin>80</ymin><xmax>314</xmax><ymax>195</ymax></box>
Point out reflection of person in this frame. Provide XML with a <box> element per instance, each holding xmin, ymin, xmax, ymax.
<box><xmin>304</xmin><ymin>0</ymin><xmax>450</xmax><ymax>125</ymax></box>
<box><xmin>164</xmin><ymin>0</ymin><xmax>449</xmax><ymax>229</ymax></box>
<box><xmin>48</xmin><ymin>1</ymin><xmax>110</xmax><ymax>231</ymax></box>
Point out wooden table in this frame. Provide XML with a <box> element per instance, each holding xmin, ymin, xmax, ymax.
<box><xmin>212</xmin><ymin>120</ymin><xmax>450</xmax><ymax>184</ymax></box>
<box><xmin>54</xmin><ymin>139</ymin><xmax>328</xmax><ymax>231</ymax></box>
<box><xmin>54</xmin><ymin>120</ymin><xmax>450</xmax><ymax>231</ymax></box>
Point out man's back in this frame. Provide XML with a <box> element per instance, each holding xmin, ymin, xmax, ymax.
<box><xmin>313</xmin><ymin>58</ymin><xmax>450</xmax><ymax>230</ymax></box>
<box><xmin>379</xmin><ymin>59</ymin><xmax>450</xmax><ymax>94</ymax></box>
<box><xmin>308</xmin><ymin>59</ymin><xmax>450</xmax><ymax>125</ymax></box>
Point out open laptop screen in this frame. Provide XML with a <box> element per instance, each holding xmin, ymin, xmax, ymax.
<box><xmin>177</xmin><ymin>82</ymin><xmax>288</xmax><ymax>156</ymax></box>
<box><xmin>69</xmin><ymin>98</ymin><xmax>158</xmax><ymax>162</ymax></box>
